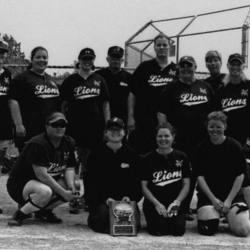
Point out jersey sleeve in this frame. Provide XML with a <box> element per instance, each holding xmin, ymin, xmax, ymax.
<box><xmin>156</xmin><ymin>83</ymin><xmax>172</xmax><ymax>115</ymax></box>
<box><xmin>128</xmin><ymin>62</ymin><xmax>144</xmax><ymax>96</ymax></box>
<box><xmin>99</xmin><ymin>77</ymin><xmax>110</xmax><ymax>102</ymax></box>
<box><xmin>8</xmin><ymin>73</ymin><xmax>25</xmax><ymax>101</ymax></box>
<box><xmin>181</xmin><ymin>153</ymin><xmax>192</xmax><ymax>178</ymax></box>
<box><xmin>26</xmin><ymin>143</ymin><xmax>50</xmax><ymax>167</ymax></box>
<box><xmin>65</xmin><ymin>137</ymin><xmax>77</xmax><ymax>168</ymax></box>
<box><xmin>140</xmin><ymin>153</ymin><xmax>152</xmax><ymax>181</ymax></box>
<box><xmin>60</xmin><ymin>77</ymin><xmax>70</xmax><ymax>102</ymax></box>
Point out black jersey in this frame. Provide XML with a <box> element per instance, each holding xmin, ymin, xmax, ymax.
<box><xmin>60</xmin><ymin>72</ymin><xmax>110</xmax><ymax>148</ymax></box>
<box><xmin>141</xmin><ymin>149</ymin><xmax>191</xmax><ymax>207</ymax></box>
<box><xmin>87</xmin><ymin>143</ymin><xmax>142</xmax><ymax>205</ymax></box>
<box><xmin>215</xmin><ymin>80</ymin><xmax>250</xmax><ymax>146</ymax></box>
<box><xmin>157</xmin><ymin>79</ymin><xmax>214</xmax><ymax>156</ymax></box>
<box><xmin>194</xmin><ymin>137</ymin><xmax>247</xmax><ymax>202</ymax></box>
<box><xmin>95</xmin><ymin>68</ymin><xmax>131</xmax><ymax>123</ymax></box>
<box><xmin>8</xmin><ymin>133</ymin><xmax>76</xmax><ymax>183</ymax></box>
<box><xmin>8</xmin><ymin>70</ymin><xmax>60</xmax><ymax>139</ymax></box>
<box><xmin>204</xmin><ymin>73</ymin><xmax>226</xmax><ymax>92</ymax></box>
<box><xmin>0</xmin><ymin>68</ymin><xmax>12</xmax><ymax>139</ymax></box>
<box><xmin>129</xmin><ymin>59</ymin><xmax>178</xmax><ymax>130</ymax></box>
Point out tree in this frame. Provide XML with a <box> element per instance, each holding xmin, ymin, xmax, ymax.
<box><xmin>1</xmin><ymin>33</ymin><xmax>25</xmax><ymax>59</ymax></box>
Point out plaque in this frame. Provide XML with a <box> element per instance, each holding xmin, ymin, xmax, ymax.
<box><xmin>109</xmin><ymin>201</ymin><xmax>138</xmax><ymax>236</ymax></box>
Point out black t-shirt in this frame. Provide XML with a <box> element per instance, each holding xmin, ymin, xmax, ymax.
<box><xmin>95</xmin><ymin>68</ymin><xmax>131</xmax><ymax>123</ymax></box>
<box><xmin>129</xmin><ymin>59</ymin><xmax>178</xmax><ymax>129</ymax></box>
<box><xmin>157</xmin><ymin>79</ymin><xmax>214</xmax><ymax>156</ymax></box>
<box><xmin>215</xmin><ymin>80</ymin><xmax>250</xmax><ymax>146</ymax></box>
<box><xmin>60</xmin><ymin>72</ymin><xmax>109</xmax><ymax>124</ymax></box>
<box><xmin>60</xmin><ymin>72</ymin><xmax>110</xmax><ymax>148</ymax></box>
<box><xmin>8</xmin><ymin>133</ymin><xmax>76</xmax><ymax>184</ymax></box>
<box><xmin>0</xmin><ymin>68</ymin><xmax>13</xmax><ymax>139</ymax></box>
<box><xmin>8</xmin><ymin>70</ymin><xmax>60</xmax><ymax>139</ymax></box>
<box><xmin>204</xmin><ymin>73</ymin><xmax>226</xmax><ymax>92</ymax></box>
<box><xmin>141</xmin><ymin>150</ymin><xmax>191</xmax><ymax>207</ymax></box>
<box><xmin>87</xmin><ymin>143</ymin><xmax>142</xmax><ymax>205</ymax></box>
<box><xmin>194</xmin><ymin>137</ymin><xmax>247</xmax><ymax>201</ymax></box>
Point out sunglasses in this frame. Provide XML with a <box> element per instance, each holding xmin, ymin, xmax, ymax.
<box><xmin>49</xmin><ymin>122</ymin><xmax>67</xmax><ymax>128</ymax></box>
<box><xmin>179</xmin><ymin>62</ymin><xmax>193</xmax><ymax>68</ymax></box>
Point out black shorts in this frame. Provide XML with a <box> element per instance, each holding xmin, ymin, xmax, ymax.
<box><xmin>197</xmin><ymin>192</ymin><xmax>246</xmax><ymax>209</ymax></box>
<box><xmin>7</xmin><ymin>177</ymin><xmax>28</xmax><ymax>205</ymax></box>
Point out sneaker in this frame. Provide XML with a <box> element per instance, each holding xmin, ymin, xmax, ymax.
<box><xmin>35</xmin><ymin>210</ymin><xmax>62</xmax><ymax>223</ymax></box>
<box><xmin>8</xmin><ymin>210</ymin><xmax>30</xmax><ymax>226</ymax></box>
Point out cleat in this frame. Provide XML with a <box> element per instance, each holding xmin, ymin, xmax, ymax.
<box><xmin>8</xmin><ymin>210</ymin><xmax>30</xmax><ymax>226</ymax></box>
<box><xmin>35</xmin><ymin>210</ymin><xmax>62</xmax><ymax>223</ymax></box>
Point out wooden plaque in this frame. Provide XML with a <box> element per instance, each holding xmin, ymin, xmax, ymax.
<box><xmin>109</xmin><ymin>201</ymin><xmax>137</xmax><ymax>236</ymax></box>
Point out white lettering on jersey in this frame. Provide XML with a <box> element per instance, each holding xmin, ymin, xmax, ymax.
<box><xmin>47</xmin><ymin>163</ymin><xmax>66</xmax><ymax>176</ymax></box>
<box><xmin>35</xmin><ymin>85</ymin><xmax>59</xmax><ymax>98</ymax></box>
<box><xmin>180</xmin><ymin>93</ymin><xmax>208</xmax><ymax>106</ymax></box>
<box><xmin>153</xmin><ymin>170</ymin><xmax>182</xmax><ymax>186</ymax></box>
<box><xmin>221</xmin><ymin>98</ymin><xmax>247</xmax><ymax>112</ymax></box>
<box><xmin>74</xmin><ymin>86</ymin><xmax>100</xmax><ymax>99</ymax></box>
<box><xmin>121</xmin><ymin>163</ymin><xmax>129</xmax><ymax>168</ymax></box>
<box><xmin>0</xmin><ymin>85</ymin><xmax>8</xmax><ymax>95</ymax></box>
<box><xmin>148</xmin><ymin>75</ymin><xmax>173</xmax><ymax>87</ymax></box>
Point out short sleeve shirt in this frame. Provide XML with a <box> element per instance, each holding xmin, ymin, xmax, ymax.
<box><xmin>8</xmin><ymin>70</ymin><xmax>60</xmax><ymax>138</ymax></box>
<box><xmin>194</xmin><ymin>137</ymin><xmax>247</xmax><ymax>201</ymax></box>
<box><xmin>141</xmin><ymin>150</ymin><xmax>191</xmax><ymax>207</ymax></box>
<box><xmin>95</xmin><ymin>68</ymin><xmax>131</xmax><ymax>123</ymax></box>
<box><xmin>8</xmin><ymin>133</ymin><xmax>76</xmax><ymax>183</ymax></box>
<box><xmin>129</xmin><ymin>59</ymin><xmax>178</xmax><ymax>128</ymax></box>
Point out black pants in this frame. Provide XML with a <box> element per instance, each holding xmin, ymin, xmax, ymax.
<box><xmin>143</xmin><ymin>203</ymin><xmax>186</xmax><ymax>236</ymax></box>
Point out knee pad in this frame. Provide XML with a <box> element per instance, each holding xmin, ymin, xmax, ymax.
<box><xmin>24</xmin><ymin>194</ymin><xmax>44</xmax><ymax>210</ymax></box>
<box><xmin>198</xmin><ymin>219</ymin><xmax>219</xmax><ymax>236</ymax></box>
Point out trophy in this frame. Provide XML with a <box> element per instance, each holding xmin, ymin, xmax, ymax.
<box><xmin>109</xmin><ymin>201</ymin><xmax>138</xmax><ymax>236</ymax></box>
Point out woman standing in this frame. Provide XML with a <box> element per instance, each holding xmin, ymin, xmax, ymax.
<box><xmin>9</xmin><ymin>47</ymin><xmax>60</xmax><ymax>152</ymax></box>
<box><xmin>215</xmin><ymin>53</ymin><xmax>250</xmax><ymax>146</ymax></box>
<box><xmin>194</xmin><ymin>111</ymin><xmax>250</xmax><ymax>237</ymax></box>
<box><xmin>127</xmin><ymin>33</ymin><xmax>178</xmax><ymax>154</ymax></box>
<box><xmin>141</xmin><ymin>123</ymin><xmax>191</xmax><ymax>236</ymax></box>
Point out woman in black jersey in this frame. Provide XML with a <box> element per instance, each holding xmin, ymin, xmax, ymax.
<box><xmin>215</xmin><ymin>53</ymin><xmax>250</xmax><ymax>147</ymax></box>
<box><xmin>9</xmin><ymin>47</ymin><xmax>60</xmax><ymax>152</ymax></box>
<box><xmin>194</xmin><ymin>111</ymin><xmax>250</xmax><ymax>237</ymax></box>
<box><xmin>141</xmin><ymin>123</ymin><xmax>191</xmax><ymax>236</ymax></box>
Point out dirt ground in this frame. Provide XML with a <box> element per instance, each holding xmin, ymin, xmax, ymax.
<box><xmin>1</xmin><ymin>175</ymin><xmax>250</xmax><ymax>250</ymax></box>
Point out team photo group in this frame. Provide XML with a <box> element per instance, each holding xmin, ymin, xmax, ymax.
<box><xmin>1</xmin><ymin>32</ymin><xmax>250</xmax><ymax>237</ymax></box>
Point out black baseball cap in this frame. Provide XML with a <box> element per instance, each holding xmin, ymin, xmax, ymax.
<box><xmin>46</xmin><ymin>112</ymin><xmax>68</xmax><ymax>124</ymax></box>
<box><xmin>179</xmin><ymin>56</ymin><xmax>196</xmax><ymax>65</ymax></box>
<box><xmin>108</xmin><ymin>46</ymin><xmax>124</xmax><ymax>58</ymax></box>
<box><xmin>0</xmin><ymin>39</ymin><xmax>8</xmax><ymax>53</ymax></box>
<box><xmin>106</xmin><ymin>117</ymin><xmax>125</xmax><ymax>130</ymax></box>
<box><xmin>78</xmin><ymin>48</ymin><xmax>96</xmax><ymax>60</ymax></box>
<box><xmin>228</xmin><ymin>53</ymin><xmax>244</xmax><ymax>64</ymax></box>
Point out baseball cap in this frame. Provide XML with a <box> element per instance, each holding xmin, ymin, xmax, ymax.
<box><xmin>178</xmin><ymin>56</ymin><xmax>196</xmax><ymax>65</ymax></box>
<box><xmin>46</xmin><ymin>112</ymin><xmax>68</xmax><ymax>125</ymax></box>
<box><xmin>78</xmin><ymin>48</ymin><xmax>96</xmax><ymax>60</ymax></box>
<box><xmin>228</xmin><ymin>53</ymin><xmax>244</xmax><ymax>64</ymax></box>
<box><xmin>205</xmin><ymin>50</ymin><xmax>222</xmax><ymax>62</ymax></box>
<box><xmin>108</xmin><ymin>46</ymin><xmax>124</xmax><ymax>58</ymax></box>
<box><xmin>0</xmin><ymin>38</ymin><xmax>8</xmax><ymax>53</ymax></box>
<box><xmin>106</xmin><ymin>117</ymin><xmax>125</xmax><ymax>130</ymax></box>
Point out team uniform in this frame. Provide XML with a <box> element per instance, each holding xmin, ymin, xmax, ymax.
<box><xmin>141</xmin><ymin>149</ymin><xmax>191</xmax><ymax>236</ymax></box>
<box><xmin>95</xmin><ymin>68</ymin><xmax>131</xmax><ymax>124</ymax></box>
<box><xmin>7</xmin><ymin>133</ymin><xmax>76</xmax><ymax>205</ymax></box>
<box><xmin>129</xmin><ymin>59</ymin><xmax>178</xmax><ymax>154</ymax></box>
<box><xmin>87</xmin><ymin>143</ymin><xmax>141</xmax><ymax>233</ymax></box>
<box><xmin>157</xmin><ymin>79</ymin><xmax>214</xmax><ymax>158</ymax></box>
<box><xmin>215</xmin><ymin>80</ymin><xmax>250</xmax><ymax>146</ymax></box>
<box><xmin>0</xmin><ymin>67</ymin><xmax>13</xmax><ymax>144</ymax></box>
<box><xmin>60</xmin><ymin>73</ymin><xmax>109</xmax><ymax>150</ymax></box>
<box><xmin>8</xmin><ymin>70</ymin><xmax>60</xmax><ymax>148</ymax></box>
<box><xmin>204</xmin><ymin>73</ymin><xmax>226</xmax><ymax>92</ymax></box>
